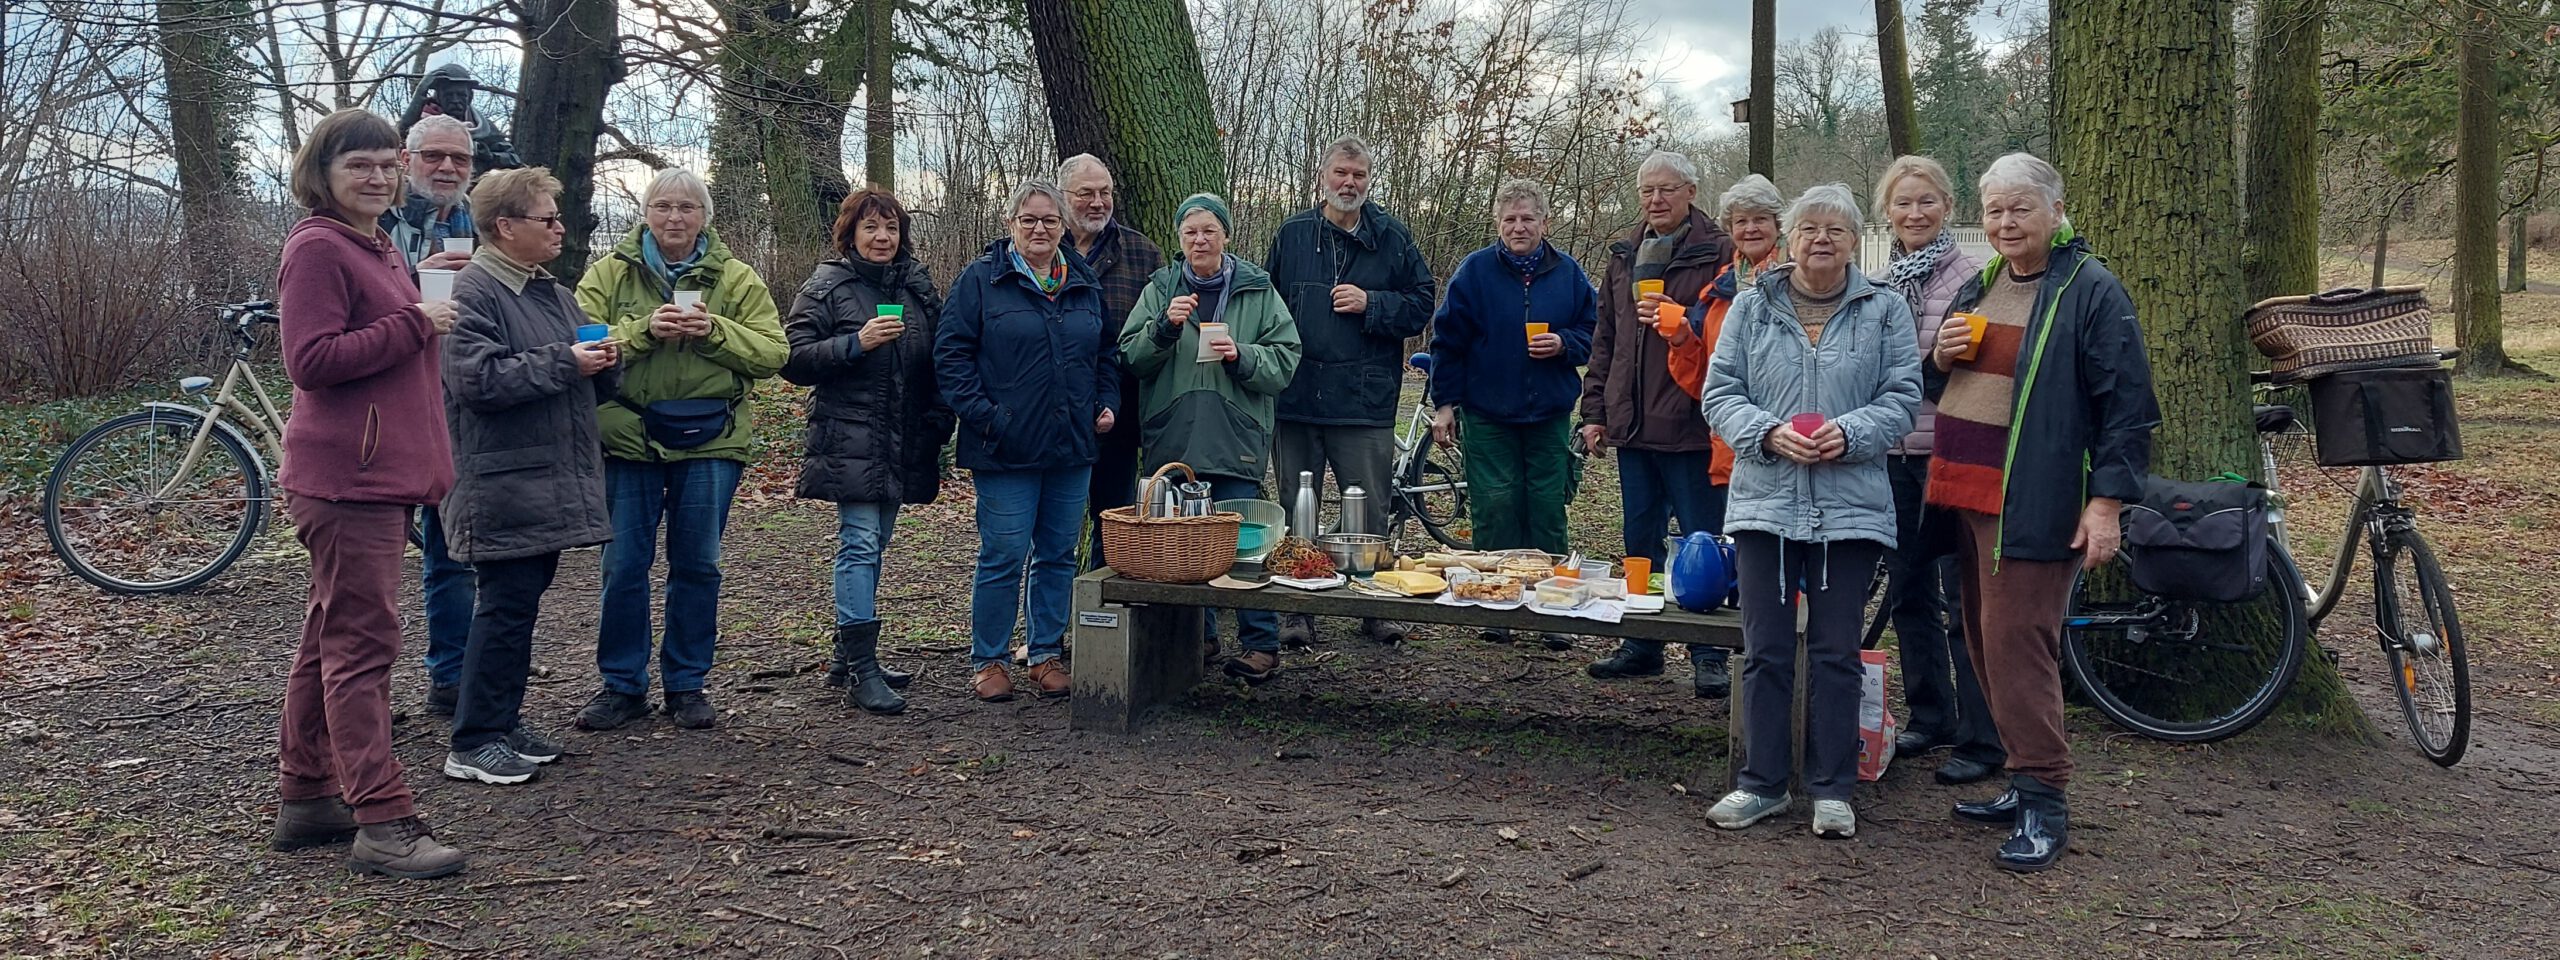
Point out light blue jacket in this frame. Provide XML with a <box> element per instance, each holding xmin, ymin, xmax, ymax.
<box><xmin>1701</xmin><ymin>265</ymin><xmax>1923</xmax><ymax>548</ymax></box>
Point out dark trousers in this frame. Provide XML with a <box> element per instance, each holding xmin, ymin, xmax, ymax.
<box><xmin>1271</xmin><ymin>422</ymin><xmax>1396</xmax><ymax>537</ymax></box>
<box><xmin>1954</xmin><ymin>510</ymin><xmax>2080</xmax><ymax>792</ymax></box>
<box><xmin>277</xmin><ymin>496</ymin><xmax>415</xmax><ymax>824</ymax></box>
<box><xmin>416</xmin><ymin>505</ymin><xmax>477</xmax><ymax>690</ymax></box>
<box><xmin>452</xmin><ymin>551</ymin><xmax>560</xmax><ymax>753</ymax></box>
<box><xmin>1733</xmin><ymin>531</ymin><xmax>1883</xmax><ymax>802</ymax></box>
<box><xmin>1086</xmin><ymin>383</ymin><xmax>1143</xmax><ymax>569</ymax></box>
<box><xmin>1884</xmin><ymin>455</ymin><xmax>2004</xmax><ymax>764</ymax></box>
<box><xmin>1616</xmin><ymin>448</ymin><xmax>1727</xmax><ymax>664</ymax></box>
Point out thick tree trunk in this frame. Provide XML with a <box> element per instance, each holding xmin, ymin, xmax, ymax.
<box><xmin>2452</xmin><ymin>19</ymin><xmax>2508</xmax><ymax>376</ymax></box>
<box><xmin>2242</xmin><ymin>0</ymin><xmax>2322</xmax><ymax>304</ymax></box>
<box><xmin>157</xmin><ymin>1</ymin><xmax>254</xmax><ymax>303</ymax></box>
<box><xmin>2056</xmin><ymin>0</ymin><xmax>2370</xmax><ymax>737</ymax></box>
<box><xmin>2507</xmin><ymin>213</ymin><xmax>2529</xmax><ymax>293</ymax></box>
<box><xmin>1876</xmin><ymin>0</ymin><xmax>1922</xmax><ymax>157</ymax></box>
<box><xmin>514</xmin><ymin>0</ymin><xmax>623</xmax><ymax>281</ymax></box>
<box><xmin>707</xmin><ymin>95</ymin><xmax>771</xmax><ymax>265</ymax></box>
<box><xmin>718</xmin><ymin>0</ymin><xmax>868</xmax><ymax>277</ymax></box>
<box><xmin>1751</xmin><ymin>0</ymin><xmax>1777</xmax><ymax>177</ymax></box>
<box><xmin>1023</xmin><ymin>0</ymin><xmax>1226</xmax><ymax>241</ymax></box>
<box><xmin>864</xmin><ymin>0</ymin><xmax>896</xmax><ymax>191</ymax></box>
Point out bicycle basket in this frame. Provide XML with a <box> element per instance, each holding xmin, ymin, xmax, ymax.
<box><xmin>2121</xmin><ymin>476</ymin><xmax>2269</xmax><ymax>604</ymax></box>
<box><xmin>2245</xmin><ymin>286</ymin><xmax>2439</xmax><ymax>384</ymax></box>
<box><xmin>2305</xmin><ymin>366</ymin><xmax>2463</xmax><ymax>467</ymax></box>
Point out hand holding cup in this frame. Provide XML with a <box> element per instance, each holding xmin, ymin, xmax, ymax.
<box><xmin>857</xmin><ymin>318</ymin><xmax>905</xmax><ymax>350</ymax></box>
<box><xmin>416</xmin><ymin>299</ymin><xmax>459</xmax><ymax>335</ymax></box>
<box><xmin>572</xmin><ymin>339</ymin><xmax>617</xmax><ymax>376</ymax></box>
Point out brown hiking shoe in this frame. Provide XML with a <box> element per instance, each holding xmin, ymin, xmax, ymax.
<box><xmin>1027</xmin><ymin>659</ymin><xmax>1072</xmax><ymax>698</ymax></box>
<box><xmin>271</xmin><ymin>797</ymin><xmax>359</xmax><ymax>852</ymax></box>
<box><xmin>347</xmin><ymin>816</ymin><xmax>466</xmax><ymax>880</ymax></box>
<box><xmin>1224</xmin><ymin>650</ymin><xmax>1282</xmax><ymax>684</ymax></box>
<box><xmin>973</xmin><ymin>663</ymin><xmax>1017</xmax><ymax>702</ymax></box>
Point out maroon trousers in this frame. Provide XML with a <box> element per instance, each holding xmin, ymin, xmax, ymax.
<box><xmin>1953</xmin><ymin>509</ymin><xmax>2080</xmax><ymax>791</ymax></box>
<box><xmin>276</xmin><ymin>495</ymin><xmax>418</xmax><ymax>824</ymax></box>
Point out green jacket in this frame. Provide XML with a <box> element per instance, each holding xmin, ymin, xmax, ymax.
<box><xmin>1118</xmin><ymin>257</ymin><xmax>1302</xmax><ymax>483</ymax></box>
<box><xmin>575</xmin><ymin>226</ymin><xmax>788</xmax><ymax>462</ymax></box>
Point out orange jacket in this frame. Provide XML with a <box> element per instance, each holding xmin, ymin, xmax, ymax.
<box><xmin>1663</xmin><ymin>255</ymin><xmax>1778</xmax><ymax>485</ymax></box>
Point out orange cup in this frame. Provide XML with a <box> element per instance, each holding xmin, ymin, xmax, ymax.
<box><xmin>1655</xmin><ymin>302</ymin><xmax>1687</xmax><ymax>338</ymax></box>
<box><xmin>1954</xmin><ymin>312</ymin><xmax>1989</xmax><ymax>361</ymax></box>
<box><xmin>1525</xmin><ymin>321</ymin><xmax>1549</xmax><ymax>346</ymax></box>
<box><xmin>1623</xmin><ymin>557</ymin><xmax>1651</xmax><ymax>596</ymax></box>
<box><xmin>1635</xmin><ymin>279</ymin><xmax>1665</xmax><ymax>302</ymax></box>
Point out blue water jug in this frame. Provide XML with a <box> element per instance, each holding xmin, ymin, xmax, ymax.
<box><xmin>1667</xmin><ymin>531</ymin><xmax>1737</xmax><ymax>613</ymax></box>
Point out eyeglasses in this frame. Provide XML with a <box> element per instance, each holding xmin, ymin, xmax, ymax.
<box><xmin>1013</xmin><ymin>216</ymin><xmax>1063</xmax><ymax>232</ymax></box>
<box><xmin>336</xmin><ymin>162</ymin><xmax>401</xmax><ymax>182</ymax></box>
<box><xmin>1793</xmin><ymin>225</ymin><xmax>1854</xmax><ymax>241</ymax></box>
<box><xmin>413</xmin><ymin>150</ymin><xmax>472</xmax><ymax>169</ymax></box>
<box><xmin>506</xmin><ymin>215</ymin><xmax>566</xmax><ymax>229</ymax></box>
<box><xmin>648</xmin><ymin>201</ymin><xmax>704</xmax><ymax>216</ymax></box>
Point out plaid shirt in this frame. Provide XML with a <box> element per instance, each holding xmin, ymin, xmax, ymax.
<box><xmin>1074</xmin><ymin>219</ymin><xmax>1165</xmax><ymax>324</ymax></box>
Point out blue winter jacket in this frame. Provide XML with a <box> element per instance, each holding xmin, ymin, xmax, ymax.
<box><xmin>1701</xmin><ymin>264</ymin><xmax>1923</xmax><ymax>548</ymax></box>
<box><xmin>933</xmin><ymin>239</ymin><xmax>1121</xmax><ymax>473</ymax></box>
<box><xmin>1427</xmin><ymin>242</ymin><xmax>1597</xmax><ymax>425</ymax></box>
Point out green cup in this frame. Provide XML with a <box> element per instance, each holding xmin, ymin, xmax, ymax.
<box><xmin>876</xmin><ymin>304</ymin><xmax>904</xmax><ymax>318</ymax></box>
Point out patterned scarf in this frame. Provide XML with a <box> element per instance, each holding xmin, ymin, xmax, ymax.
<box><xmin>1012</xmin><ymin>249</ymin><xmax>1066</xmax><ymax>297</ymax></box>
<box><xmin>1882</xmin><ymin>230</ymin><xmax>1955</xmax><ymax>312</ymax></box>
<box><xmin>1498</xmin><ymin>242</ymin><xmax>1546</xmax><ymax>278</ymax></box>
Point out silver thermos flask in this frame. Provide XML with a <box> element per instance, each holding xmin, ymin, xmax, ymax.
<box><xmin>1338</xmin><ymin>486</ymin><xmax>1369</xmax><ymax>536</ymax></box>
<box><xmin>1292</xmin><ymin>470</ymin><xmax>1321</xmax><ymax>543</ymax></box>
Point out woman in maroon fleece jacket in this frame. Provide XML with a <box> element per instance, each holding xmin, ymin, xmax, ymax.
<box><xmin>267</xmin><ymin>109</ymin><xmax>468</xmax><ymax>880</ymax></box>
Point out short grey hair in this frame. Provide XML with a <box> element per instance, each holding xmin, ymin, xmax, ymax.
<box><xmin>1979</xmin><ymin>152</ymin><xmax>2067</xmax><ymax>209</ymax></box>
<box><xmin>645</xmin><ymin>167</ymin><xmax>714</xmax><ymax>218</ymax></box>
<box><xmin>1782</xmin><ymin>183</ymin><xmax>1862</xmax><ymax>233</ymax></box>
<box><xmin>1320</xmin><ymin>136</ymin><xmax>1374</xmax><ymax>168</ymax></box>
<box><xmin>1491</xmin><ymin>179</ymin><xmax>1550</xmax><ymax>218</ymax></box>
<box><xmin>406</xmin><ymin>114</ymin><xmax>472</xmax><ymax>151</ymax></box>
<box><xmin>1056</xmin><ymin>153</ymin><xmax>1108</xmax><ymax>184</ymax></box>
<box><xmin>1637</xmin><ymin>150</ymin><xmax>1699</xmax><ymax>187</ymax></box>
<box><xmin>1006</xmin><ymin>178</ymin><xmax>1069</xmax><ymax>219</ymax></box>
<box><xmin>1717</xmin><ymin>174</ymin><xmax>1784</xmax><ymax>219</ymax></box>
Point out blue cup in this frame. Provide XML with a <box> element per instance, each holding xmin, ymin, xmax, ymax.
<box><xmin>576</xmin><ymin>323</ymin><xmax>610</xmax><ymax>343</ymax></box>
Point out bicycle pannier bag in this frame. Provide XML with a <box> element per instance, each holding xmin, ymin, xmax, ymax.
<box><xmin>2305</xmin><ymin>366</ymin><xmax>2462</xmax><ymax>467</ymax></box>
<box><xmin>2245</xmin><ymin>286</ymin><xmax>2437</xmax><ymax>384</ymax></box>
<box><xmin>615</xmin><ymin>396</ymin><xmax>736</xmax><ymax>450</ymax></box>
<box><xmin>2121</xmin><ymin>477</ymin><xmax>2269</xmax><ymax>604</ymax></box>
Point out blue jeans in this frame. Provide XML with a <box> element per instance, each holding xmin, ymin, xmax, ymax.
<box><xmin>417</xmin><ymin>505</ymin><xmax>476</xmax><ymax>689</ymax></box>
<box><xmin>970</xmin><ymin>466</ymin><xmax>1090</xmax><ymax>668</ymax></box>
<box><xmin>1617</xmin><ymin>449</ymin><xmax>1728</xmax><ymax>665</ymax></box>
<box><xmin>833</xmin><ymin>501</ymin><xmax>900</xmax><ymax>626</ymax></box>
<box><xmin>597</xmin><ymin>457</ymin><xmax>744</xmax><ymax>695</ymax></box>
<box><xmin>1201</xmin><ymin>475</ymin><xmax>1280</xmax><ymax>652</ymax></box>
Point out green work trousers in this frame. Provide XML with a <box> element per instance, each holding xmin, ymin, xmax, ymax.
<box><xmin>1457</xmin><ymin>411</ymin><xmax>1573</xmax><ymax>555</ymax></box>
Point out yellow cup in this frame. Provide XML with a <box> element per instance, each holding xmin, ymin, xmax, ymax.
<box><xmin>1954</xmin><ymin>312</ymin><xmax>1989</xmax><ymax>361</ymax></box>
<box><xmin>1635</xmin><ymin>279</ymin><xmax>1665</xmax><ymax>301</ymax></box>
<box><xmin>1524</xmin><ymin>321</ymin><xmax>1549</xmax><ymax>347</ymax></box>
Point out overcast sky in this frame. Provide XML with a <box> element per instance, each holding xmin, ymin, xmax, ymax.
<box><xmin>1629</xmin><ymin>0</ymin><xmax>2020</xmax><ymax>131</ymax></box>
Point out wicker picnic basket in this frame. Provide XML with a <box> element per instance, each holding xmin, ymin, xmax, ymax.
<box><xmin>1098</xmin><ymin>462</ymin><xmax>1240</xmax><ymax>583</ymax></box>
<box><xmin>2245</xmin><ymin>286</ymin><xmax>2439</xmax><ymax>384</ymax></box>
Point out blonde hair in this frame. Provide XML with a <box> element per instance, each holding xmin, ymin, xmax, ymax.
<box><xmin>469</xmin><ymin>167</ymin><xmax>563</xmax><ymax>223</ymax></box>
<box><xmin>1872</xmin><ymin>155</ymin><xmax>1956</xmax><ymax>221</ymax></box>
<box><xmin>1491</xmin><ymin>179</ymin><xmax>1550</xmax><ymax>218</ymax></box>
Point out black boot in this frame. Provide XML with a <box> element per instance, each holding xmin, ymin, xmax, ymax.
<box><xmin>840</xmin><ymin>622</ymin><xmax>906</xmax><ymax>715</ymax></box>
<box><xmin>1996</xmin><ymin>787</ymin><xmax>2068</xmax><ymax>872</ymax></box>
<box><xmin>1586</xmin><ymin>641</ymin><xmax>1666</xmax><ymax>679</ymax></box>
<box><xmin>1953</xmin><ymin>789</ymin><xmax>2021</xmax><ymax>826</ymax></box>
<box><xmin>825</xmin><ymin>628</ymin><xmax>857</xmax><ymax>690</ymax></box>
<box><xmin>1689</xmin><ymin>648</ymin><xmax>1730</xmax><ymax>698</ymax></box>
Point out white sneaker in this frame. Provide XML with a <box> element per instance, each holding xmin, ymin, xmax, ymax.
<box><xmin>1706</xmin><ymin>790</ymin><xmax>1790</xmax><ymax>829</ymax></box>
<box><xmin>1811</xmin><ymin>799</ymin><xmax>1856</xmax><ymax>839</ymax></box>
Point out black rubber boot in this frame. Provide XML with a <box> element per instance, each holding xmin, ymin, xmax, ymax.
<box><xmin>1996</xmin><ymin>784</ymin><xmax>2068</xmax><ymax>872</ymax></box>
<box><xmin>825</xmin><ymin>629</ymin><xmax>857</xmax><ymax>690</ymax></box>
<box><xmin>841</xmin><ymin>622</ymin><xmax>907</xmax><ymax>715</ymax></box>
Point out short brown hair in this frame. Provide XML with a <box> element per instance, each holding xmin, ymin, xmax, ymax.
<box><xmin>289</xmin><ymin>109</ymin><xmax>401</xmax><ymax>213</ymax></box>
<box><xmin>470</xmin><ymin>167</ymin><xmax>563</xmax><ymax>223</ymax></box>
<box><xmin>831</xmin><ymin>185</ymin><xmax>912</xmax><ymax>259</ymax></box>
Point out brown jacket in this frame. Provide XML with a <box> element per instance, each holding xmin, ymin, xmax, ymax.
<box><xmin>1576</xmin><ymin>207</ymin><xmax>1735</xmax><ymax>453</ymax></box>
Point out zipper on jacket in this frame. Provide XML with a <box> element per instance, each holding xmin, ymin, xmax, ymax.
<box><xmin>1988</xmin><ymin>253</ymin><xmax>2091</xmax><ymax>569</ymax></box>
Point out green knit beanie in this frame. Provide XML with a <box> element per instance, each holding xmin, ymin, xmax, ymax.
<box><xmin>1173</xmin><ymin>192</ymin><xmax>1232</xmax><ymax>233</ymax></box>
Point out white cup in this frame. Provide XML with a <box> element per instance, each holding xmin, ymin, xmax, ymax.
<box><xmin>672</xmin><ymin>290</ymin><xmax>703</xmax><ymax>310</ymax></box>
<box><xmin>418</xmin><ymin>268</ymin><xmax>456</xmax><ymax>302</ymax></box>
<box><xmin>1196</xmin><ymin>322</ymin><xmax>1228</xmax><ymax>362</ymax></box>
<box><xmin>443</xmin><ymin>237</ymin><xmax>474</xmax><ymax>255</ymax></box>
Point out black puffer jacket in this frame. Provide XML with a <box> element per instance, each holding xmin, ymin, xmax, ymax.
<box><xmin>781</xmin><ymin>256</ymin><xmax>954</xmax><ymax>505</ymax></box>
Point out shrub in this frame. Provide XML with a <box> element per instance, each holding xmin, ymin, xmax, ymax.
<box><xmin>0</xmin><ymin>187</ymin><xmax>202</xmax><ymax>400</ymax></box>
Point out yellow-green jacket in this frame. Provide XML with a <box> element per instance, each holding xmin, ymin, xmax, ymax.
<box><xmin>575</xmin><ymin>226</ymin><xmax>788</xmax><ymax>462</ymax></box>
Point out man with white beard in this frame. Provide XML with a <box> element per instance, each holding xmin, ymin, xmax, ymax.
<box><xmin>381</xmin><ymin>112</ymin><xmax>479</xmax><ymax>717</ymax></box>
<box><xmin>1264</xmin><ymin>136</ymin><xmax>1437</xmax><ymax>646</ymax></box>
<box><xmin>1060</xmin><ymin>154</ymin><xmax>1166</xmax><ymax>569</ymax></box>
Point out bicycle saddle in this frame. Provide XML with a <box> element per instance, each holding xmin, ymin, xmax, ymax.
<box><xmin>2253</xmin><ymin>404</ymin><xmax>2297</xmax><ymax>435</ymax></box>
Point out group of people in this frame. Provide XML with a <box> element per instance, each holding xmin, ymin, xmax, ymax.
<box><xmin>264</xmin><ymin>103</ymin><xmax>2154</xmax><ymax>880</ymax></box>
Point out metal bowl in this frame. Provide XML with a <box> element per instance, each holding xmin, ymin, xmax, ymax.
<box><xmin>1317</xmin><ymin>533</ymin><xmax>1392</xmax><ymax>576</ymax></box>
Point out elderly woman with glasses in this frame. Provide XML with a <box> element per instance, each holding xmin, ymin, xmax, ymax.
<box><xmin>935</xmin><ymin>180</ymin><xmax>1120</xmax><ymax>703</ymax></box>
<box><xmin>572</xmin><ymin>168</ymin><xmax>788</xmax><ymax>733</ymax></box>
<box><xmin>1928</xmin><ymin>153</ymin><xmax>2158</xmax><ymax>872</ymax></box>
<box><xmin>1700</xmin><ymin>183</ymin><xmax>1921</xmax><ymax>842</ymax></box>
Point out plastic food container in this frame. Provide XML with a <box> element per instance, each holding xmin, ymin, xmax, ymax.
<box><xmin>1533</xmin><ymin>576</ymin><xmax>1595</xmax><ymax>609</ymax></box>
<box><xmin>1585</xmin><ymin>577</ymin><xmax>1627</xmax><ymax>601</ymax></box>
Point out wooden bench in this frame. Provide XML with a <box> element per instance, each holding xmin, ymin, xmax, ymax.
<box><xmin>1070</xmin><ymin>568</ymin><xmax>1778</xmax><ymax>787</ymax></box>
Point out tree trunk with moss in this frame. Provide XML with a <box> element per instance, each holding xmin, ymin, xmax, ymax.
<box><xmin>2453</xmin><ymin>17</ymin><xmax>2508</xmax><ymax>377</ymax></box>
<box><xmin>864</xmin><ymin>0</ymin><xmax>896</xmax><ymax>191</ymax></box>
<box><xmin>2242</xmin><ymin>0</ymin><xmax>2322</xmax><ymax>304</ymax></box>
<box><xmin>1023</xmin><ymin>0</ymin><xmax>1226</xmax><ymax>241</ymax></box>
<box><xmin>1876</xmin><ymin>0</ymin><xmax>1922</xmax><ymax>157</ymax></box>
<box><xmin>157</xmin><ymin>0</ymin><xmax>257</xmax><ymax>303</ymax></box>
<box><xmin>514</xmin><ymin>0</ymin><xmax>623</xmax><ymax>280</ymax></box>
<box><xmin>2055</xmin><ymin>0</ymin><xmax>2370</xmax><ymax>738</ymax></box>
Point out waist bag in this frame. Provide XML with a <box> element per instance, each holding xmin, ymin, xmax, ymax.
<box><xmin>616</xmin><ymin>396</ymin><xmax>737</xmax><ymax>450</ymax></box>
<box><xmin>2121</xmin><ymin>476</ymin><xmax>2269</xmax><ymax>604</ymax></box>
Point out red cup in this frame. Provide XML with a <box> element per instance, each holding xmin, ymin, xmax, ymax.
<box><xmin>1791</xmin><ymin>412</ymin><xmax>1826</xmax><ymax>437</ymax></box>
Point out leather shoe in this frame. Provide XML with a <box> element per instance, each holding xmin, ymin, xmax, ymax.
<box><xmin>1586</xmin><ymin>643</ymin><xmax>1666</xmax><ymax>679</ymax></box>
<box><xmin>1690</xmin><ymin>655</ymin><xmax>1730</xmax><ymax>699</ymax></box>
<box><xmin>1894</xmin><ymin>729</ymin><xmax>1952</xmax><ymax>755</ymax></box>
<box><xmin>1996</xmin><ymin>795</ymin><xmax>2069</xmax><ymax>872</ymax></box>
<box><xmin>1953</xmin><ymin>789</ymin><xmax>2021</xmax><ymax>826</ymax></box>
<box><xmin>1027</xmin><ymin>659</ymin><xmax>1072</xmax><ymax>698</ymax></box>
<box><xmin>1935</xmin><ymin>756</ymin><xmax>1999</xmax><ymax>785</ymax></box>
<box><xmin>972</xmin><ymin>664</ymin><xmax>1017</xmax><ymax>702</ymax></box>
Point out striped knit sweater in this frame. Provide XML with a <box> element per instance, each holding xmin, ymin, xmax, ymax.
<box><xmin>1923</xmin><ymin>270</ymin><xmax>2041</xmax><ymax>515</ymax></box>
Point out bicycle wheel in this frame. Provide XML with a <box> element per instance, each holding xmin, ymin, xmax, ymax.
<box><xmin>2372</xmin><ymin>528</ymin><xmax>2469</xmax><ymax>766</ymax></box>
<box><xmin>43</xmin><ymin>409</ymin><xmax>268</xmax><ymax>593</ymax></box>
<box><xmin>2061</xmin><ymin>544</ymin><xmax>2310</xmax><ymax>742</ymax></box>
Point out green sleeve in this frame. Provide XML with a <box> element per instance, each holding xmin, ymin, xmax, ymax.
<box><xmin>1230</xmin><ymin>290</ymin><xmax>1302</xmax><ymax>396</ymax></box>
<box><xmin>576</xmin><ymin>258</ymin><xmax>658</xmax><ymax>356</ymax></box>
<box><xmin>699</xmin><ymin>264</ymin><xmax>789</xmax><ymax>379</ymax></box>
<box><xmin>1118</xmin><ymin>277</ymin><xmax>1178</xmax><ymax>379</ymax></box>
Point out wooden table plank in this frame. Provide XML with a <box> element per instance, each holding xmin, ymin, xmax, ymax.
<box><xmin>1089</xmin><ymin>570</ymin><xmax>1744</xmax><ymax>648</ymax></box>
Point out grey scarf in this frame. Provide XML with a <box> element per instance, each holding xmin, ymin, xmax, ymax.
<box><xmin>1883</xmin><ymin>230</ymin><xmax>1955</xmax><ymax>313</ymax></box>
<box><xmin>1183</xmin><ymin>254</ymin><xmax>1237</xmax><ymax>329</ymax></box>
